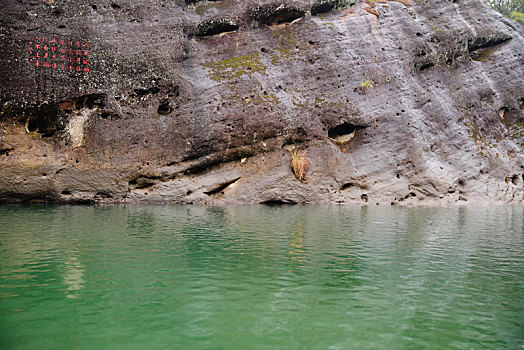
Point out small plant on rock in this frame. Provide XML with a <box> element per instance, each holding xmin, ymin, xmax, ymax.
<box><xmin>361</xmin><ymin>80</ymin><xmax>373</xmax><ymax>94</ymax></box>
<box><xmin>290</xmin><ymin>148</ymin><xmax>310</xmax><ymax>183</ymax></box>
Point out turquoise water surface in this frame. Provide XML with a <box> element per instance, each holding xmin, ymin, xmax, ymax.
<box><xmin>1</xmin><ymin>205</ymin><xmax>523</xmax><ymax>349</ymax></box>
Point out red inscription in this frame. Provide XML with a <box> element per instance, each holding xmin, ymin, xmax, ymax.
<box><xmin>29</xmin><ymin>34</ymin><xmax>90</xmax><ymax>73</ymax></box>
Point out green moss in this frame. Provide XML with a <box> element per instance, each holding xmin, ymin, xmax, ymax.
<box><xmin>204</xmin><ymin>53</ymin><xmax>266</xmax><ymax>82</ymax></box>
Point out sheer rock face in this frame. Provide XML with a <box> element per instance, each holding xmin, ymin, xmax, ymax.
<box><xmin>0</xmin><ymin>0</ymin><xmax>522</xmax><ymax>204</ymax></box>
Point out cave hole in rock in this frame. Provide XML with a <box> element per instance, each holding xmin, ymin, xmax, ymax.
<box><xmin>311</xmin><ymin>1</ymin><xmax>335</xmax><ymax>15</ymax></box>
<box><xmin>157</xmin><ymin>100</ymin><xmax>171</xmax><ymax>115</ymax></box>
<box><xmin>25</xmin><ymin>104</ymin><xmax>63</xmax><ymax>137</ymax></box>
<box><xmin>327</xmin><ymin>122</ymin><xmax>363</xmax><ymax>144</ymax></box>
<box><xmin>256</xmin><ymin>6</ymin><xmax>304</xmax><ymax>26</ymax></box>
<box><xmin>361</xmin><ymin>194</ymin><xmax>368</xmax><ymax>202</ymax></box>
<box><xmin>110</xmin><ymin>3</ymin><xmax>121</xmax><ymax>9</ymax></box>
<box><xmin>468</xmin><ymin>35</ymin><xmax>512</xmax><ymax>53</ymax></box>
<box><xmin>311</xmin><ymin>0</ymin><xmax>349</xmax><ymax>15</ymax></box>
<box><xmin>196</xmin><ymin>19</ymin><xmax>239</xmax><ymax>37</ymax></box>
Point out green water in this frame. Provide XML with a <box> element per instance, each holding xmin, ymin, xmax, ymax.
<box><xmin>0</xmin><ymin>205</ymin><xmax>523</xmax><ymax>349</ymax></box>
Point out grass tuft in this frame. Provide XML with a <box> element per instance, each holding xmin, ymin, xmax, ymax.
<box><xmin>290</xmin><ymin>148</ymin><xmax>310</xmax><ymax>183</ymax></box>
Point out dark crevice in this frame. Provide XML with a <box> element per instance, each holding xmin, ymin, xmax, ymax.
<box><xmin>311</xmin><ymin>2</ymin><xmax>334</xmax><ymax>15</ymax></box>
<box><xmin>254</xmin><ymin>5</ymin><xmax>305</xmax><ymax>26</ymax></box>
<box><xmin>340</xmin><ymin>183</ymin><xmax>353</xmax><ymax>190</ymax></box>
<box><xmin>0</xmin><ymin>147</ymin><xmax>13</xmax><ymax>156</ymax></box>
<box><xmin>184</xmin><ymin>158</ymin><xmax>224</xmax><ymax>176</ymax></box>
<box><xmin>419</xmin><ymin>62</ymin><xmax>435</xmax><ymax>71</ymax></box>
<box><xmin>76</xmin><ymin>93</ymin><xmax>106</xmax><ymax>109</ymax></box>
<box><xmin>134</xmin><ymin>86</ymin><xmax>160</xmax><ymax>97</ymax></box>
<box><xmin>128</xmin><ymin>177</ymin><xmax>158</xmax><ymax>190</ymax></box>
<box><xmin>404</xmin><ymin>192</ymin><xmax>417</xmax><ymax>199</ymax></box>
<box><xmin>100</xmin><ymin>111</ymin><xmax>120</xmax><ymax>119</ymax></box>
<box><xmin>96</xmin><ymin>192</ymin><xmax>113</xmax><ymax>199</ymax></box>
<box><xmin>204</xmin><ymin>177</ymin><xmax>241</xmax><ymax>196</ymax></box>
<box><xmin>517</xmin><ymin>97</ymin><xmax>524</xmax><ymax>109</ymax></box>
<box><xmin>184</xmin><ymin>150</ymin><xmax>255</xmax><ymax>176</ymax></box>
<box><xmin>282</xmin><ymin>127</ymin><xmax>308</xmax><ymax>147</ymax></box>
<box><xmin>196</xmin><ymin>19</ymin><xmax>239</xmax><ymax>37</ymax></box>
<box><xmin>260</xmin><ymin>199</ymin><xmax>297</xmax><ymax>205</ymax></box>
<box><xmin>468</xmin><ymin>35</ymin><xmax>512</xmax><ymax>53</ymax></box>
<box><xmin>311</xmin><ymin>0</ymin><xmax>352</xmax><ymax>15</ymax></box>
<box><xmin>282</xmin><ymin>138</ymin><xmax>306</xmax><ymax>147</ymax></box>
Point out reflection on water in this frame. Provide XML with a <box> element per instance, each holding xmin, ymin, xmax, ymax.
<box><xmin>62</xmin><ymin>254</ymin><xmax>84</xmax><ymax>297</ymax></box>
<box><xmin>288</xmin><ymin>215</ymin><xmax>307</xmax><ymax>266</ymax></box>
<box><xmin>0</xmin><ymin>205</ymin><xmax>523</xmax><ymax>349</ymax></box>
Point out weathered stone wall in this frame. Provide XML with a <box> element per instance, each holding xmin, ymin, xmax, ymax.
<box><xmin>0</xmin><ymin>0</ymin><xmax>523</xmax><ymax>204</ymax></box>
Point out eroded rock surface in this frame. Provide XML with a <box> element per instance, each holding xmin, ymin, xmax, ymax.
<box><xmin>0</xmin><ymin>0</ymin><xmax>523</xmax><ymax>204</ymax></box>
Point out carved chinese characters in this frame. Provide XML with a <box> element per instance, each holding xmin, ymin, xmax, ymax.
<box><xmin>29</xmin><ymin>35</ymin><xmax>90</xmax><ymax>73</ymax></box>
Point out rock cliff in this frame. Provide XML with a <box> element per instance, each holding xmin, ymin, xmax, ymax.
<box><xmin>0</xmin><ymin>0</ymin><xmax>523</xmax><ymax>204</ymax></box>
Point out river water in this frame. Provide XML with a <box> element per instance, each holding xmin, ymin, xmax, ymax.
<box><xmin>0</xmin><ymin>205</ymin><xmax>522</xmax><ymax>349</ymax></box>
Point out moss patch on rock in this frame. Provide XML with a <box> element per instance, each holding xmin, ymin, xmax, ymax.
<box><xmin>204</xmin><ymin>53</ymin><xmax>266</xmax><ymax>82</ymax></box>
